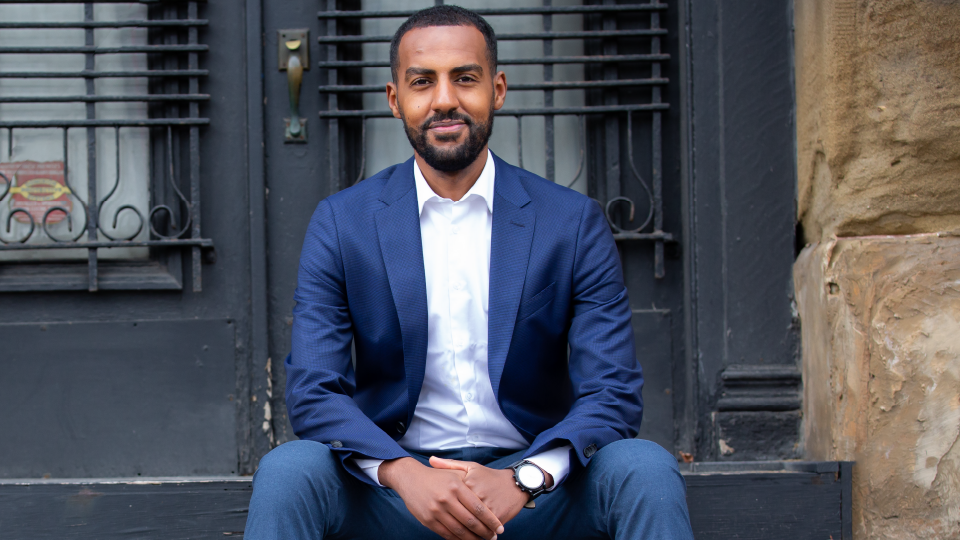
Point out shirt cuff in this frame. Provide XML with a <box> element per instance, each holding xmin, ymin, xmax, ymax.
<box><xmin>525</xmin><ymin>445</ymin><xmax>572</xmax><ymax>491</ymax></box>
<box><xmin>353</xmin><ymin>457</ymin><xmax>384</xmax><ymax>487</ymax></box>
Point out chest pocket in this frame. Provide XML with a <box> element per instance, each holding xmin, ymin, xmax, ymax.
<box><xmin>517</xmin><ymin>281</ymin><xmax>556</xmax><ymax>321</ymax></box>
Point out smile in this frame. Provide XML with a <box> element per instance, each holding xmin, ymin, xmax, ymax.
<box><xmin>428</xmin><ymin>121</ymin><xmax>466</xmax><ymax>133</ymax></box>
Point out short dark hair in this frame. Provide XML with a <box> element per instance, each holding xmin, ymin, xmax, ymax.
<box><xmin>389</xmin><ymin>5</ymin><xmax>498</xmax><ymax>83</ymax></box>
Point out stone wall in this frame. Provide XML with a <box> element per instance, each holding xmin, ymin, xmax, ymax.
<box><xmin>795</xmin><ymin>0</ymin><xmax>960</xmax><ymax>242</ymax></box>
<box><xmin>794</xmin><ymin>0</ymin><xmax>960</xmax><ymax>538</ymax></box>
<box><xmin>795</xmin><ymin>236</ymin><xmax>960</xmax><ymax>538</ymax></box>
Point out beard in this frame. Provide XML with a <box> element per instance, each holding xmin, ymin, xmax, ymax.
<box><xmin>399</xmin><ymin>106</ymin><xmax>494</xmax><ymax>172</ymax></box>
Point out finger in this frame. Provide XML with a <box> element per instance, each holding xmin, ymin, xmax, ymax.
<box><xmin>446</xmin><ymin>498</ymin><xmax>496</xmax><ymax>539</ymax></box>
<box><xmin>432</xmin><ymin>520</ymin><xmax>460</xmax><ymax>540</ymax></box>
<box><xmin>436</xmin><ymin>512</ymin><xmax>486</xmax><ymax>540</ymax></box>
<box><xmin>430</xmin><ymin>456</ymin><xmax>471</xmax><ymax>472</ymax></box>
<box><xmin>456</xmin><ymin>484</ymin><xmax>504</xmax><ymax>536</ymax></box>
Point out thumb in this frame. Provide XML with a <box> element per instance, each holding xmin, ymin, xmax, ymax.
<box><xmin>429</xmin><ymin>456</ymin><xmax>471</xmax><ymax>472</ymax></box>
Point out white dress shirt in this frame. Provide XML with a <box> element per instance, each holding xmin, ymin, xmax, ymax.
<box><xmin>355</xmin><ymin>150</ymin><xmax>571</xmax><ymax>487</ymax></box>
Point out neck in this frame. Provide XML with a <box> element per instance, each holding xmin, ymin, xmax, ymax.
<box><xmin>415</xmin><ymin>147</ymin><xmax>488</xmax><ymax>202</ymax></box>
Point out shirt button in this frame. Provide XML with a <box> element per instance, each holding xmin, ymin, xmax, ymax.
<box><xmin>465</xmin><ymin>393</ymin><xmax>474</xmax><ymax>401</ymax></box>
<box><xmin>451</xmin><ymin>225</ymin><xmax>460</xmax><ymax>235</ymax></box>
<box><xmin>453</xmin><ymin>281</ymin><xmax>464</xmax><ymax>291</ymax></box>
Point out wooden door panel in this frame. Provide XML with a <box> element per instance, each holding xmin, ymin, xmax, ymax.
<box><xmin>0</xmin><ymin>320</ymin><xmax>238</xmax><ymax>477</ymax></box>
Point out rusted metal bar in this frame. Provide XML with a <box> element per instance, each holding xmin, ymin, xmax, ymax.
<box><xmin>317</xmin><ymin>29</ymin><xmax>666</xmax><ymax>43</ymax></box>
<box><xmin>543</xmin><ymin>0</ymin><xmax>554</xmax><ymax>182</ymax></box>
<box><xmin>0</xmin><ymin>70</ymin><xmax>209</xmax><ymax>78</ymax></box>
<box><xmin>651</xmin><ymin>5</ymin><xmax>665</xmax><ymax>278</ymax></box>
<box><xmin>0</xmin><ymin>45</ymin><xmax>208</xmax><ymax>54</ymax></box>
<box><xmin>324</xmin><ymin>0</ymin><xmax>342</xmax><ymax>194</ymax></box>
<box><xmin>613</xmin><ymin>231</ymin><xmax>675</xmax><ymax>242</ymax></box>
<box><xmin>319</xmin><ymin>78</ymin><xmax>669</xmax><ymax>93</ymax></box>
<box><xmin>0</xmin><ymin>0</ymin><xmax>192</xmax><ymax>3</ymax></box>
<box><xmin>0</xmin><ymin>95</ymin><xmax>210</xmax><ymax>103</ymax></box>
<box><xmin>84</xmin><ymin>3</ymin><xmax>98</xmax><ymax>292</ymax></box>
<box><xmin>187</xmin><ymin>2</ymin><xmax>203</xmax><ymax>292</ymax></box>
<box><xmin>318</xmin><ymin>103</ymin><xmax>668</xmax><ymax>118</ymax></box>
<box><xmin>318</xmin><ymin>53</ymin><xmax>669</xmax><ymax>68</ymax></box>
<box><xmin>189</xmin><ymin>0</ymin><xmax>203</xmax><ymax>291</ymax></box>
<box><xmin>318</xmin><ymin>5</ymin><xmax>667</xmax><ymax>18</ymax></box>
<box><xmin>0</xmin><ymin>119</ymin><xmax>209</xmax><ymax>128</ymax></box>
<box><xmin>0</xmin><ymin>238</ymin><xmax>214</xmax><ymax>251</ymax></box>
<box><xmin>0</xmin><ymin>19</ymin><xmax>208</xmax><ymax>29</ymax></box>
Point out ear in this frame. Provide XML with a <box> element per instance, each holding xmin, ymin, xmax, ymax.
<box><xmin>492</xmin><ymin>70</ymin><xmax>507</xmax><ymax>111</ymax></box>
<box><xmin>386</xmin><ymin>82</ymin><xmax>402</xmax><ymax>120</ymax></box>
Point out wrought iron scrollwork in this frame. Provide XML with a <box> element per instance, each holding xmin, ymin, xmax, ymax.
<box><xmin>150</xmin><ymin>127</ymin><xmax>194</xmax><ymax>240</ymax></box>
<box><xmin>0</xmin><ymin>127</ymin><xmax>198</xmax><ymax>247</ymax></box>
<box><xmin>0</xmin><ymin>1</ymin><xmax>213</xmax><ymax>292</ymax></box>
<box><xmin>98</xmin><ymin>128</ymin><xmax>145</xmax><ymax>242</ymax></box>
<box><xmin>604</xmin><ymin>111</ymin><xmax>655</xmax><ymax>235</ymax></box>
<box><xmin>4</xmin><ymin>209</ymin><xmax>34</xmax><ymax>245</ymax></box>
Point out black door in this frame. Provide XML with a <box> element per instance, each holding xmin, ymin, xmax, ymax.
<box><xmin>0</xmin><ymin>0</ymin><xmax>799</xmax><ymax>481</ymax></box>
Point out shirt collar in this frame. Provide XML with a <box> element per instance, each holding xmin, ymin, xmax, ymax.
<box><xmin>414</xmin><ymin>149</ymin><xmax>495</xmax><ymax>216</ymax></box>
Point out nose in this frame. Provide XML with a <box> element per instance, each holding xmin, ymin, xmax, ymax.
<box><xmin>431</xmin><ymin>75</ymin><xmax>460</xmax><ymax>114</ymax></box>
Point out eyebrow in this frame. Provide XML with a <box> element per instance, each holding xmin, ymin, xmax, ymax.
<box><xmin>404</xmin><ymin>63</ymin><xmax>484</xmax><ymax>81</ymax></box>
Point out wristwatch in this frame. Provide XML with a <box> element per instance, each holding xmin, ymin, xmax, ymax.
<box><xmin>509</xmin><ymin>460</ymin><xmax>547</xmax><ymax>507</ymax></box>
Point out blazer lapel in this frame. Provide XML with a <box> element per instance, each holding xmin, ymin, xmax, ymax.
<box><xmin>375</xmin><ymin>158</ymin><xmax>428</xmax><ymax>424</ymax></box>
<box><xmin>487</xmin><ymin>154</ymin><xmax>535</xmax><ymax>399</ymax></box>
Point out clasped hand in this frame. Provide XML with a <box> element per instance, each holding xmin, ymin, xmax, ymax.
<box><xmin>378</xmin><ymin>455</ymin><xmax>550</xmax><ymax>540</ymax></box>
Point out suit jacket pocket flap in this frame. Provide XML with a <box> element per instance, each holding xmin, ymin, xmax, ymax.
<box><xmin>517</xmin><ymin>281</ymin><xmax>556</xmax><ymax>321</ymax></box>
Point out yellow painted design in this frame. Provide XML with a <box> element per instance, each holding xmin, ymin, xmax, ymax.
<box><xmin>9</xmin><ymin>178</ymin><xmax>71</xmax><ymax>201</ymax></box>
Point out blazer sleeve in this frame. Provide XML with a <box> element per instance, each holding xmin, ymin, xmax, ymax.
<box><xmin>523</xmin><ymin>197</ymin><xmax>644</xmax><ymax>468</ymax></box>
<box><xmin>285</xmin><ymin>199</ymin><xmax>410</xmax><ymax>479</ymax></box>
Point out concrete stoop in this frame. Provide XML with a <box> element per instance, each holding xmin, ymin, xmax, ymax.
<box><xmin>0</xmin><ymin>461</ymin><xmax>851</xmax><ymax>539</ymax></box>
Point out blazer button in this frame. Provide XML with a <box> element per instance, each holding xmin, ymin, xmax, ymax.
<box><xmin>583</xmin><ymin>443</ymin><xmax>598</xmax><ymax>458</ymax></box>
<box><xmin>330</xmin><ymin>440</ymin><xmax>343</xmax><ymax>448</ymax></box>
<box><xmin>396</xmin><ymin>421</ymin><xmax>406</xmax><ymax>434</ymax></box>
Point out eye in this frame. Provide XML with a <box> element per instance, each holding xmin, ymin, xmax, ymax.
<box><xmin>411</xmin><ymin>78</ymin><xmax>430</xmax><ymax>86</ymax></box>
<box><xmin>457</xmin><ymin>75</ymin><xmax>478</xmax><ymax>83</ymax></box>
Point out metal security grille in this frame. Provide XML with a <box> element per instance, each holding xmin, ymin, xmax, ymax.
<box><xmin>317</xmin><ymin>0</ymin><xmax>673</xmax><ymax>277</ymax></box>
<box><xmin>0</xmin><ymin>0</ymin><xmax>211</xmax><ymax>292</ymax></box>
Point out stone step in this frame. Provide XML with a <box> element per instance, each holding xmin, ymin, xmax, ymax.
<box><xmin>0</xmin><ymin>461</ymin><xmax>852</xmax><ymax>539</ymax></box>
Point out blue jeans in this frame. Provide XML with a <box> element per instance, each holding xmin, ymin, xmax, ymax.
<box><xmin>244</xmin><ymin>439</ymin><xmax>693</xmax><ymax>540</ymax></box>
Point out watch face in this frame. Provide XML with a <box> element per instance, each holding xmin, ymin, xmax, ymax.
<box><xmin>517</xmin><ymin>463</ymin><xmax>545</xmax><ymax>489</ymax></box>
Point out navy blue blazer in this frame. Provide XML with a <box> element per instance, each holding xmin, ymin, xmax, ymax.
<box><xmin>285</xmin><ymin>153</ymin><xmax>644</xmax><ymax>486</ymax></box>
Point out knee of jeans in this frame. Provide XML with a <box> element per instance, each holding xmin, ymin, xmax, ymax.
<box><xmin>593</xmin><ymin>439</ymin><xmax>681</xmax><ymax>483</ymax></box>
<box><xmin>253</xmin><ymin>440</ymin><xmax>338</xmax><ymax>492</ymax></box>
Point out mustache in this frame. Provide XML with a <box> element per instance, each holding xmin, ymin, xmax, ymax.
<box><xmin>420</xmin><ymin>110</ymin><xmax>473</xmax><ymax>131</ymax></box>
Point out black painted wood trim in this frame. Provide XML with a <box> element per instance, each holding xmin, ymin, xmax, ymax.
<box><xmin>0</xmin><ymin>478</ymin><xmax>252</xmax><ymax>540</ymax></box>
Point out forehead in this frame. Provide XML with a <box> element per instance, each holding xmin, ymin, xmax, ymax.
<box><xmin>397</xmin><ymin>25</ymin><xmax>489</xmax><ymax>73</ymax></box>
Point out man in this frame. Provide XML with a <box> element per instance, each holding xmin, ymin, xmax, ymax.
<box><xmin>246</xmin><ymin>6</ymin><xmax>693</xmax><ymax>540</ymax></box>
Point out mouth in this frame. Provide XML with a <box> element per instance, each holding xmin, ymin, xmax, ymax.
<box><xmin>427</xmin><ymin>120</ymin><xmax>466</xmax><ymax>134</ymax></box>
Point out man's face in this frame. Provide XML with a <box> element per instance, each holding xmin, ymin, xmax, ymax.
<box><xmin>387</xmin><ymin>25</ymin><xmax>506</xmax><ymax>172</ymax></box>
